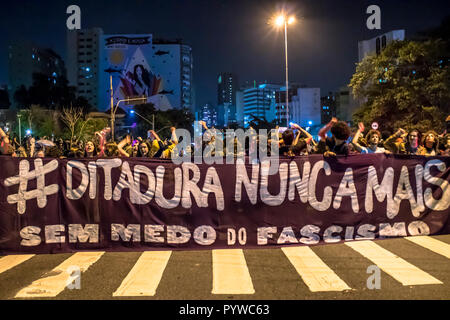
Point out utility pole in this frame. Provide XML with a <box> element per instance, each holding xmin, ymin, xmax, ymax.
<box><xmin>110</xmin><ymin>75</ymin><xmax>115</xmax><ymax>141</ymax></box>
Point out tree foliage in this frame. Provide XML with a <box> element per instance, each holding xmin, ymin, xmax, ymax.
<box><xmin>132</xmin><ymin>103</ymin><xmax>195</xmax><ymax>138</ymax></box>
<box><xmin>350</xmin><ymin>40</ymin><xmax>449</xmax><ymax>133</ymax></box>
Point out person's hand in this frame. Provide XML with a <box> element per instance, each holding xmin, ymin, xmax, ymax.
<box><xmin>358</xmin><ymin>122</ymin><xmax>365</xmax><ymax>132</ymax></box>
<box><xmin>331</xmin><ymin>117</ymin><xmax>338</xmax><ymax>124</ymax></box>
<box><xmin>290</xmin><ymin>123</ymin><xmax>301</xmax><ymax>130</ymax></box>
<box><xmin>396</xmin><ymin>128</ymin><xmax>406</xmax><ymax>137</ymax></box>
<box><xmin>198</xmin><ymin>121</ymin><xmax>206</xmax><ymax>127</ymax></box>
<box><xmin>125</xmin><ymin>135</ymin><xmax>131</xmax><ymax>144</ymax></box>
<box><xmin>29</xmin><ymin>137</ymin><xmax>35</xmax><ymax>144</ymax></box>
<box><xmin>324</xmin><ymin>151</ymin><xmax>336</xmax><ymax>157</ymax></box>
<box><xmin>170</xmin><ymin>127</ymin><xmax>176</xmax><ymax>132</ymax></box>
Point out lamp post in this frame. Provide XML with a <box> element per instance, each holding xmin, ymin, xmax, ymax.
<box><xmin>130</xmin><ymin>110</ymin><xmax>155</xmax><ymax>131</ymax></box>
<box><xmin>111</xmin><ymin>96</ymin><xmax>147</xmax><ymax>141</ymax></box>
<box><xmin>17</xmin><ymin>113</ymin><xmax>21</xmax><ymax>143</ymax></box>
<box><xmin>273</xmin><ymin>14</ymin><xmax>295</xmax><ymax>127</ymax></box>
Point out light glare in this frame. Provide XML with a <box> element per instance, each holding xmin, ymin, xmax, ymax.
<box><xmin>275</xmin><ymin>15</ymin><xmax>285</xmax><ymax>26</ymax></box>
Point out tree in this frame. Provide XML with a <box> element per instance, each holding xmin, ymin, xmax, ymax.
<box><xmin>61</xmin><ymin>106</ymin><xmax>83</xmax><ymax>148</ymax></box>
<box><xmin>132</xmin><ymin>103</ymin><xmax>195</xmax><ymax>139</ymax></box>
<box><xmin>350</xmin><ymin>39</ymin><xmax>450</xmax><ymax>133</ymax></box>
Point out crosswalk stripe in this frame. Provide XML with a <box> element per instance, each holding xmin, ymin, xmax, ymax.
<box><xmin>281</xmin><ymin>246</ymin><xmax>352</xmax><ymax>292</ymax></box>
<box><xmin>404</xmin><ymin>236</ymin><xmax>450</xmax><ymax>259</ymax></box>
<box><xmin>345</xmin><ymin>240</ymin><xmax>442</xmax><ymax>286</ymax></box>
<box><xmin>212</xmin><ymin>249</ymin><xmax>255</xmax><ymax>294</ymax></box>
<box><xmin>0</xmin><ymin>255</ymin><xmax>35</xmax><ymax>275</ymax></box>
<box><xmin>112</xmin><ymin>251</ymin><xmax>172</xmax><ymax>297</ymax></box>
<box><xmin>14</xmin><ymin>252</ymin><xmax>104</xmax><ymax>298</ymax></box>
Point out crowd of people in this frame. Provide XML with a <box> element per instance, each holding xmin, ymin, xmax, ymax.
<box><xmin>0</xmin><ymin>116</ymin><xmax>449</xmax><ymax>160</ymax></box>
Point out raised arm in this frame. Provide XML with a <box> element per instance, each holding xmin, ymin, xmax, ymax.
<box><xmin>148</xmin><ymin>130</ymin><xmax>162</xmax><ymax>142</ymax></box>
<box><xmin>318</xmin><ymin>117</ymin><xmax>337</xmax><ymax>141</ymax></box>
<box><xmin>95</xmin><ymin>127</ymin><xmax>110</xmax><ymax>157</ymax></box>
<box><xmin>170</xmin><ymin>127</ymin><xmax>178</xmax><ymax>144</ymax></box>
<box><xmin>117</xmin><ymin>135</ymin><xmax>131</xmax><ymax>157</ymax></box>
<box><xmin>290</xmin><ymin>122</ymin><xmax>316</xmax><ymax>146</ymax></box>
<box><xmin>384</xmin><ymin>128</ymin><xmax>405</xmax><ymax>153</ymax></box>
<box><xmin>352</xmin><ymin>122</ymin><xmax>365</xmax><ymax>152</ymax></box>
<box><xmin>0</xmin><ymin>127</ymin><xmax>10</xmax><ymax>154</ymax></box>
<box><xmin>198</xmin><ymin>120</ymin><xmax>208</xmax><ymax>131</ymax></box>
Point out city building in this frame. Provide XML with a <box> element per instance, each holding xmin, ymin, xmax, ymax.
<box><xmin>217</xmin><ymin>73</ymin><xmax>238</xmax><ymax>126</ymax></box>
<box><xmin>289</xmin><ymin>87</ymin><xmax>321</xmax><ymax>128</ymax></box>
<box><xmin>67</xmin><ymin>27</ymin><xmax>103</xmax><ymax>109</ymax></box>
<box><xmin>200</xmin><ymin>103</ymin><xmax>217</xmax><ymax>128</ymax></box>
<box><xmin>236</xmin><ymin>90</ymin><xmax>244</xmax><ymax>127</ymax></box>
<box><xmin>320</xmin><ymin>93</ymin><xmax>336</xmax><ymax>124</ymax></box>
<box><xmin>243</xmin><ymin>83</ymin><xmax>281</xmax><ymax>128</ymax></box>
<box><xmin>275</xmin><ymin>83</ymin><xmax>303</xmax><ymax>125</ymax></box>
<box><xmin>335</xmin><ymin>86</ymin><xmax>358</xmax><ymax>123</ymax></box>
<box><xmin>358</xmin><ymin>30</ymin><xmax>405</xmax><ymax>62</ymax></box>
<box><xmin>67</xmin><ymin>28</ymin><xmax>194</xmax><ymax>112</ymax></box>
<box><xmin>8</xmin><ymin>42</ymin><xmax>66</xmax><ymax>109</ymax></box>
<box><xmin>151</xmin><ymin>38</ymin><xmax>194</xmax><ymax>112</ymax></box>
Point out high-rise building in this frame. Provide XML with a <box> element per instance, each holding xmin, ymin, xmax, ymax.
<box><xmin>200</xmin><ymin>103</ymin><xmax>217</xmax><ymax>128</ymax></box>
<box><xmin>217</xmin><ymin>73</ymin><xmax>238</xmax><ymax>126</ymax></box>
<box><xmin>320</xmin><ymin>93</ymin><xmax>336</xmax><ymax>124</ymax></box>
<box><xmin>67</xmin><ymin>28</ymin><xmax>103</xmax><ymax>109</ymax></box>
<box><xmin>67</xmin><ymin>29</ymin><xmax>193</xmax><ymax>112</ymax></box>
<box><xmin>236</xmin><ymin>90</ymin><xmax>244</xmax><ymax>127</ymax></box>
<box><xmin>151</xmin><ymin>38</ymin><xmax>194</xmax><ymax>111</ymax></box>
<box><xmin>358</xmin><ymin>30</ymin><xmax>405</xmax><ymax>62</ymax></box>
<box><xmin>243</xmin><ymin>83</ymin><xmax>281</xmax><ymax>128</ymax></box>
<box><xmin>8</xmin><ymin>42</ymin><xmax>66</xmax><ymax>109</ymax></box>
<box><xmin>335</xmin><ymin>86</ymin><xmax>358</xmax><ymax>123</ymax></box>
<box><xmin>289</xmin><ymin>87</ymin><xmax>321</xmax><ymax>128</ymax></box>
<box><xmin>275</xmin><ymin>84</ymin><xmax>303</xmax><ymax>125</ymax></box>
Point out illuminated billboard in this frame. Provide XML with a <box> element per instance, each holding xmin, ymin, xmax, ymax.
<box><xmin>99</xmin><ymin>34</ymin><xmax>180</xmax><ymax>111</ymax></box>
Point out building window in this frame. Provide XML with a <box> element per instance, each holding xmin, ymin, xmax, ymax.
<box><xmin>376</xmin><ymin>38</ymin><xmax>381</xmax><ymax>55</ymax></box>
<box><xmin>381</xmin><ymin>35</ymin><xmax>387</xmax><ymax>49</ymax></box>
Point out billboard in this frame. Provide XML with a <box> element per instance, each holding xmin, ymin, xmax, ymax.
<box><xmin>99</xmin><ymin>34</ymin><xmax>180</xmax><ymax>111</ymax></box>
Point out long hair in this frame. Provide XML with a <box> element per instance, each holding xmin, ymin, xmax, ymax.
<box><xmin>137</xmin><ymin>141</ymin><xmax>151</xmax><ymax>157</ymax></box>
<box><xmin>422</xmin><ymin>130</ymin><xmax>439</xmax><ymax>151</ymax></box>
<box><xmin>83</xmin><ymin>140</ymin><xmax>98</xmax><ymax>157</ymax></box>
<box><xmin>133</xmin><ymin>64</ymin><xmax>151</xmax><ymax>91</ymax></box>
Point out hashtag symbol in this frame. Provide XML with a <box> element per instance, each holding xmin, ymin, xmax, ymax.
<box><xmin>4</xmin><ymin>159</ymin><xmax>59</xmax><ymax>214</ymax></box>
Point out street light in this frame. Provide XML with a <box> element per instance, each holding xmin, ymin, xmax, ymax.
<box><xmin>272</xmin><ymin>13</ymin><xmax>296</xmax><ymax>127</ymax></box>
<box><xmin>17</xmin><ymin>114</ymin><xmax>22</xmax><ymax>143</ymax></box>
<box><xmin>130</xmin><ymin>109</ymin><xmax>155</xmax><ymax>131</ymax></box>
<box><xmin>110</xmin><ymin>96</ymin><xmax>147</xmax><ymax>141</ymax></box>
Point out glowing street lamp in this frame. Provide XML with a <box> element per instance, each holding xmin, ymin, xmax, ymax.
<box><xmin>271</xmin><ymin>13</ymin><xmax>296</xmax><ymax>126</ymax></box>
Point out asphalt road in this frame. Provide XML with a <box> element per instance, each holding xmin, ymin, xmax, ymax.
<box><xmin>0</xmin><ymin>235</ymin><xmax>449</xmax><ymax>300</ymax></box>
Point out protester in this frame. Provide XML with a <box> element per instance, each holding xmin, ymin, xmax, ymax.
<box><xmin>317</xmin><ymin>118</ymin><xmax>351</xmax><ymax>156</ymax></box>
<box><xmin>352</xmin><ymin>122</ymin><xmax>386</xmax><ymax>153</ymax></box>
<box><xmin>420</xmin><ymin>130</ymin><xmax>439</xmax><ymax>156</ymax></box>
<box><xmin>1</xmin><ymin>115</ymin><xmax>449</xmax><ymax>160</ymax></box>
<box><xmin>384</xmin><ymin>128</ymin><xmax>425</xmax><ymax>155</ymax></box>
<box><xmin>84</xmin><ymin>140</ymin><xmax>98</xmax><ymax>157</ymax></box>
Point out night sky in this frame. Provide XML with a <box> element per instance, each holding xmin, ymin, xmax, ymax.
<box><xmin>0</xmin><ymin>0</ymin><xmax>448</xmax><ymax>107</ymax></box>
